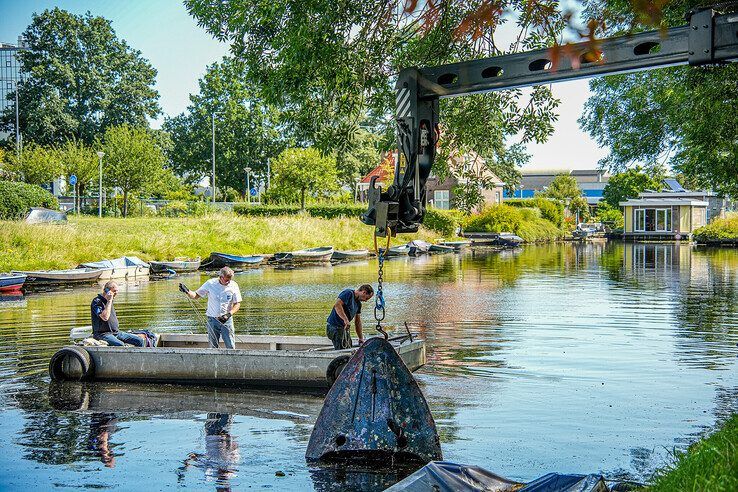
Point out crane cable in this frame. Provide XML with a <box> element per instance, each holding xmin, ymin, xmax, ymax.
<box><xmin>373</xmin><ymin>229</ymin><xmax>392</xmax><ymax>340</ymax></box>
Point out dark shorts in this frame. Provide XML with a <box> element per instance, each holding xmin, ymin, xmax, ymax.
<box><xmin>326</xmin><ymin>323</ymin><xmax>352</xmax><ymax>350</ymax></box>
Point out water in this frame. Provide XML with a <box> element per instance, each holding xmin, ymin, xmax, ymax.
<box><xmin>1</xmin><ymin>242</ymin><xmax>736</xmax><ymax>490</ymax></box>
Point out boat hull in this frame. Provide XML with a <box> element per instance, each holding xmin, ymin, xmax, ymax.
<box><xmin>50</xmin><ymin>334</ymin><xmax>425</xmax><ymax>389</ymax></box>
<box><xmin>0</xmin><ymin>274</ymin><xmax>26</xmax><ymax>292</ymax></box>
<box><xmin>208</xmin><ymin>253</ymin><xmax>264</xmax><ymax>269</ymax></box>
<box><xmin>150</xmin><ymin>259</ymin><xmax>201</xmax><ymax>273</ymax></box>
<box><xmin>331</xmin><ymin>250</ymin><xmax>370</xmax><ymax>261</ymax></box>
<box><xmin>14</xmin><ymin>269</ymin><xmax>103</xmax><ymax>284</ymax></box>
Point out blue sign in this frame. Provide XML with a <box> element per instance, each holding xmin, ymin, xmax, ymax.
<box><xmin>69</xmin><ymin>174</ymin><xmax>77</xmax><ymax>185</ymax></box>
<box><xmin>250</xmin><ymin>188</ymin><xmax>258</xmax><ymax>196</ymax></box>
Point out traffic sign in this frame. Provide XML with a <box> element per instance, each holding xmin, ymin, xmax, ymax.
<box><xmin>69</xmin><ymin>175</ymin><xmax>77</xmax><ymax>185</ymax></box>
<box><xmin>250</xmin><ymin>188</ymin><xmax>258</xmax><ymax>196</ymax></box>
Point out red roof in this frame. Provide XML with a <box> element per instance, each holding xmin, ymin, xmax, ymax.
<box><xmin>360</xmin><ymin>153</ymin><xmax>394</xmax><ymax>184</ymax></box>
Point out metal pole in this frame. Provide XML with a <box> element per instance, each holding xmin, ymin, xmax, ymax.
<box><xmin>14</xmin><ymin>81</ymin><xmax>20</xmax><ymax>157</ymax></box>
<box><xmin>211</xmin><ymin>113</ymin><xmax>216</xmax><ymax>204</ymax></box>
<box><xmin>97</xmin><ymin>152</ymin><xmax>105</xmax><ymax>217</ymax></box>
<box><xmin>267</xmin><ymin>160</ymin><xmax>270</xmax><ymax>189</ymax></box>
<box><xmin>246</xmin><ymin>172</ymin><xmax>250</xmax><ymax>204</ymax></box>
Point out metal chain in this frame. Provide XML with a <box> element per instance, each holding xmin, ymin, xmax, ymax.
<box><xmin>373</xmin><ymin>229</ymin><xmax>391</xmax><ymax>340</ymax></box>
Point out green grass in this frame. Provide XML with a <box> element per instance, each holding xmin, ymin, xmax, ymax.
<box><xmin>0</xmin><ymin>213</ymin><xmax>445</xmax><ymax>271</ymax></box>
<box><xmin>642</xmin><ymin>414</ymin><xmax>737</xmax><ymax>492</ymax></box>
<box><xmin>694</xmin><ymin>213</ymin><xmax>738</xmax><ymax>242</ymax></box>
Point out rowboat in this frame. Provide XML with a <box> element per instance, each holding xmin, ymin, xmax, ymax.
<box><xmin>331</xmin><ymin>249</ymin><xmax>370</xmax><ymax>261</ymax></box>
<box><xmin>13</xmin><ymin>268</ymin><xmax>103</xmax><ymax>285</ymax></box>
<box><xmin>381</xmin><ymin>245</ymin><xmax>411</xmax><ymax>257</ymax></box>
<box><xmin>291</xmin><ymin>246</ymin><xmax>334</xmax><ymax>262</ymax></box>
<box><xmin>428</xmin><ymin>243</ymin><xmax>455</xmax><ymax>254</ymax></box>
<box><xmin>25</xmin><ymin>207</ymin><xmax>67</xmax><ymax>224</ymax></box>
<box><xmin>0</xmin><ymin>273</ymin><xmax>26</xmax><ymax>293</ymax></box>
<box><xmin>49</xmin><ymin>331</ymin><xmax>425</xmax><ymax>390</ymax></box>
<box><xmin>149</xmin><ymin>257</ymin><xmax>201</xmax><ymax>274</ymax></box>
<box><xmin>439</xmin><ymin>240</ymin><xmax>471</xmax><ymax>250</ymax></box>
<box><xmin>207</xmin><ymin>252</ymin><xmax>264</xmax><ymax>269</ymax></box>
<box><xmin>78</xmin><ymin>256</ymin><xmax>150</xmax><ymax>280</ymax></box>
<box><xmin>495</xmin><ymin>232</ymin><xmax>524</xmax><ymax>247</ymax></box>
<box><xmin>407</xmin><ymin>240</ymin><xmax>431</xmax><ymax>255</ymax></box>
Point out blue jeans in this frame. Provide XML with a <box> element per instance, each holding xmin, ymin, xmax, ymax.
<box><xmin>326</xmin><ymin>323</ymin><xmax>352</xmax><ymax>350</ymax></box>
<box><xmin>206</xmin><ymin>316</ymin><xmax>235</xmax><ymax>349</ymax></box>
<box><xmin>97</xmin><ymin>331</ymin><xmax>144</xmax><ymax>347</ymax></box>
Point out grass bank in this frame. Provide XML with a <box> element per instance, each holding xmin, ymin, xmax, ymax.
<box><xmin>694</xmin><ymin>213</ymin><xmax>738</xmax><ymax>243</ymax></box>
<box><xmin>0</xmin><ymin>214</ymin><xmax>444</xmax><ymax>271</ymax></box>
<box><xmin>642</xmin><ymin>414</ymin><xmax>737</xmax><ymax>492</ymax></box>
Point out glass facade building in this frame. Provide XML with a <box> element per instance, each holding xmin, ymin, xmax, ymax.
<box><xmin>0</xmin><ymin>38</ymin><xmax>27</xmax><ymax>138</ymax></box>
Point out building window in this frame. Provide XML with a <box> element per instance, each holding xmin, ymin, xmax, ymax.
<box><xmin>434</xmin><ymin>190</ymin><xmax>449</xmax><ymax>210</ymax></box>
<box><xmin>635</xmin><ymin>208</ymin><xmax>671</xmax><ymax>232</ymax></box>
<box><xmin>6</xmin><ymin>82</ymin><xmax>12</xmax><ymax>89</ymax></box>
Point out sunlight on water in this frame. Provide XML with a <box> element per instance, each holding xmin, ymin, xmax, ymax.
<box><xmin>0</xmin><ymin>242</ymin><xmax>736</xmax><ymax>490</ymax></box>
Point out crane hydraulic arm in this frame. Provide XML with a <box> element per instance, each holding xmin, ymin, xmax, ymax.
<box><xmin>361</xmin><ymin>6</ymin><xmax>738</xmax><ymax>237</ymax></box>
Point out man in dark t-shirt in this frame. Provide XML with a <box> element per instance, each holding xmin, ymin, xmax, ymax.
<box><xmin>326</xmin><ymin>284</ymin><xmax>374</xmax><ymax>349</ymax></box>
<box><xmin>91</xmin><ymin>281</ymin><xmax>144</xmax><ymax>347</ymax></box>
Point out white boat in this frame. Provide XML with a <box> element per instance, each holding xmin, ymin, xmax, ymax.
<box><xmin>13</xmin><ymin>268</ymin><xmax>103</xmax><ymax>285</ymax></box>
<box><xmin>78</xmin><ymin>256</ymin><xmax>150</xmax><ymax>280</ymax></box>
<box><xmin>149</xmin><ymin>257</ymin><xmax>201</xmax><ymax>274</ymax></box>
<box><xmin>331</xmin><ymin>249</ymin><xmax>370</xmax><ymax>261</ymax></box>
<box><xmin>291</xmin><ymin>246</ymin><xmax>334</xmax><ymax>262</ymax></box>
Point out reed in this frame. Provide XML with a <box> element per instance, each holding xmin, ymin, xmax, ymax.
<box><xmin>0</xmin><ymin>214</ymin><xmax>443</xmax><ymax>271</ymax></box>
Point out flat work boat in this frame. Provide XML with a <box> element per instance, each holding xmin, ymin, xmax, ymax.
<box><xmin>49</xmin><ymin>332</ymin><xmax>425</xmax><ymax>389</ymax></box>
<box><xmin>13</xmin><ymin>268</ymin><xmax>103</xmax><ymax>285</ymax></box>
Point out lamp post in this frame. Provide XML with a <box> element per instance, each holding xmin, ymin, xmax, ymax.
<box><xmin>96</xmin><ymin>151</ymin><xmax>105</xmax><ymax>217</ymax></box>
<box><xmin>14</xmin><ymin>80</ymin><xmax>20</xmax><ymax>157</ymax></box>
<box><xmin>244</xmin><ymin>167</ymin><xmax>252</xmax><ymax>204</ymax></box>
<box><xmin>519</xmin><ymin>184</ymin><xmax>524</xmax><ymax>199</ymax></box>
<box><xmin>211</xmin><ymin>112</ymin><xmax>221</xmax><ymax>204</ymax></box>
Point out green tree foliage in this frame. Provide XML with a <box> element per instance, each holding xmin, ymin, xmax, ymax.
<box><xmin>56</xmin><ymin>140</ymin><xmax>99</xmax><ymax>210</ymax></box>
<box><xmin>334</xmin><ymin>129</ymin><xmax>381</xmax><ymax>188</ymax></box>
<box><xmin>163</xmin><ymin>57</ymin><xmax>285</xmax><ymax>196</ymax></box>
<box><xmin>541</xmin><ymin>174</ymin><xmax>589</xmax><ymax>221</ymax></box>
<box><xmin>4</xmin><ymin>144</ymin><xmax>60</xmax><ymax>185</ymax></box>
<box><xmin>1</xmin><ymin>8</ymin><xmax>159</xmax><ymax>145</ymax></box>
<box><xmin>270</xmin><ymin>148</ymin><xmax>339</xmax><ymax>209</ymax></box>
<box><xmin>594</xmin><ymin>202</ymin><xmax>624</xmax><ymax>229</ymax></box>
<box><xmin>184</xmin><ymin>0</ymin><xmax>562</xmax><ymax>175</ymax></box>
<box><xmin>602</xmin><ymin>166</ymin><xmax>664</xmax><ymax>209</ymax></box>
<box><xmin>101</xmin><ymin>125</ymin><xmax>167</xmax><ymax>217</ymax></box>
<box><xmin>0</xmin><ymin>180</ymin><xmax>58</xmax><ymax>219</ymax></box>
<box><xmin>579</xmin><ymin>1</ymin><xmax>738</xmax><ymax>197</ymax></box>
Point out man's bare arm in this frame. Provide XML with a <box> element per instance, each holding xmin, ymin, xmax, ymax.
<box><xmin>333</xmin><ymin>299</ymin><xmax>350</xmax><ymax>327</ymax></box>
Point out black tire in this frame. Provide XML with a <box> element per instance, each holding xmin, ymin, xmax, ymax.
<box><xmin>49</xmin><ymin>346</ymin><xmax>94</xmax><ymax>381</ymax></box>
<box><xmin>326</xmin><ymin>355</ymin><xmax>351</xmax><ymax>386</ymax></box>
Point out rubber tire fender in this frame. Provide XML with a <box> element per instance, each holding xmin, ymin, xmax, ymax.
<box><xmin>49</xmin><ymin>346</ymin><xmax>94</xmax><ymax>381</ymax></box>
<box><xmin>326</xmin><ymin>355</ymin><xmax>351</xmax><ymax>386</ymax></box>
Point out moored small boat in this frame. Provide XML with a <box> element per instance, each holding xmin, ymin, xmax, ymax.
<box><xmin>428</xmin><ymin>243</ymin><xmax>455</xmax><ymax>254</ymax></box>
<box><xmin>291</xmin><ymin>246</ymin><xmax>334</xmax><ymax>262</ymax></box>
<box><xmin>207</xmin><ymin>252</ymin><xmax>264</xmax><ymax>269</ymax></box>
<box><xmin>407</xmin><ymin>240</ymin><xmax>431</xmax><ymax>256</ymax></box>
<box><xmin>150</xmin><ymin>257</ymin><xmax>201</xmax><ymax>274</ymax></box>
<box><xmin>495</xmin><ymin>232</ymin><xmax>524</xmax><ymax>247</ymax></box>
<box><xmin>0</xmin><ymin>273</ymin><xmax>26</xmax><ymax>293</ymax></box>
<box><xmin>331</xmin><ymin>249</ymin><xmax>370</xmax><ymax>261</ymax></box>
<box><xmin>381</xmin><ymin>245</ymin><xmax>411</xmax><ymax>257</ymax></box>
<box><xmin>439</xmin><ymin>240</ymin><xmax>471</xmax><ymax>250</ymax></box>
<box><xmin>49</xmin><ymin>331</ymin><xmax>425</xmax><ymax>389</ymax></box>
<box><xmin>13</xmin><ymin>268</ymin><xmax>103</xmax><ymax>285</ymax></box>
<box><xmin>78</xmin><ymin>256</ymin><xmax>150</xmax><ymax>280</ymax></box>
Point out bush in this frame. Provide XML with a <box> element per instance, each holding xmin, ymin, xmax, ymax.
<box><xmin>594</xmin><ymin>202</ymin><xmax>624</xmax><ymax>229</ymax></box>
<box><xmin>694</xmin><ymin>213</ymin><xmax>738</xmax><ymax>242</ymax></box>
<box><xmin>307</xmin><ymin>204</ymin><xmax>365</xmax><ymax>219</ymax></box>
<box><xmin>505</xmin><ymin>197</ymin><xmax>564</xmax><ymax>226</ymax></box>
<box><xmin>160</xmin><ymin>200</ymin><xmax>190</xmax><ymax>217</ymax></box>
<box><xmin>0</xmin><ymin>180</ymin><xmax>59</xmax><ymax>220</ymax></box>
<box><xmin>424</xmin><ymin>208</ymin><xmax>462</xmax><ymax>236</ymax></box>
<box><xmin>463</xmin><ymin>204</ymin><xmax>562</xmax><ymax>242</ymax></box>
<box><xmin>234</xmin><ymin>204</ymin><xmax>301</xmax><ymax>217</ymax></box>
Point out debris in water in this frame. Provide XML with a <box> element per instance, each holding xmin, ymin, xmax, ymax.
<box><xmin>305</xmin><ymin>337</ymin><xmax>442</xmax><ymax>465</ymax></box>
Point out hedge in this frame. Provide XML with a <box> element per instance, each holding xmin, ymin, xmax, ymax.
<box><xmin>235</xmin><ymin>203</ymin><xmax>461</xmax><ymax>235</ymax></box>
<box><xmin>0</xmin><ymin>180</ymin><xmax>59</xmax><ymax>220</ymax></box>
<box><xmin>504</xmin><ymin>197</ymin><xmax>564</xmax><ymax>226</ymax></box>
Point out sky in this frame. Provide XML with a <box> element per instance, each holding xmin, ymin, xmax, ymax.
<box><xmin>0</xmin><ymin>0</ymin><xmax>608</xmax><ymax>171</ymax></box>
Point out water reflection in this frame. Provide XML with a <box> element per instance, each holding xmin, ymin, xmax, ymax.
<box><xmin>179</xmin><ymin>413</ymin><xmax>240</xmax><ymax>491</ymax></box>
<box><xmin>0</xmin><ymin>243</ymin><xmax>736</xmax><ymax>488</ymax></box>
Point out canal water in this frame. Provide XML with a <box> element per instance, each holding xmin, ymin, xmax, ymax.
<box><xmin>0</xmin><ymin>242</ymin><xmax>736</xmax><ymax>490</ymax></box>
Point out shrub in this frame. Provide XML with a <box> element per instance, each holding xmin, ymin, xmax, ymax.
<box><xmin>424</xmin><ymin>208</ymin><xmax>462</xmax><ymax>236</ymax></box>
<box><xmin>694</xmin><ymin>213</ymin><xmax>738</xmax><ymax>242</ymax></box>
<box><xmin>234</xmin><ymin>204</ymin><xmax>301</xmax><ymax>217</ymax></box>
<box><xmin>0</xmin><ymin>180</ymin><xmax>59</xmax><ymax>220</ymax></box>
<box><xmin>463</xmin><ymin>204</ymin><xmax>562</xmax><ymax>242</ymax></box>
<box><xmin>594</xmin><ymin>202</ymin><xmax>624</xmax><ymax>229</ymax></box>
<box><xmin>505</xmin><ymin>197</ymin><xmax>564</xmax><ymax>226</ymax></box>
<box><xmin>307</xmin><ymin>204</ymin><xmax>365</xmax><ymax>219</ymax></box>
<box><xmin>160</xmin><ymin>200</ymin><xmax>190</xmax><ymax>217</ymax></box>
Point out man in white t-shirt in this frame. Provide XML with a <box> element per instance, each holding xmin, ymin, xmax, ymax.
<box><xmin>180</xmin><ymin>267</ymin><xmax>242</xmax><ymax>348</ymax></box>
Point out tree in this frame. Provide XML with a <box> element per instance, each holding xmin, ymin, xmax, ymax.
<box><xmin>334</xmin><ymin>129</ymin><xmax>381</xmax><ymax>188</ymax></box>
<box><xmin>55</xmin><ymin>140</ymin><xmax>99</xmax><ymax>211</ymax></box>
<box><xmin>4</xmin><ymin>144</ymin><xmax>60</xmax><ymax>185</ymax></box>
<box><xmin>579</xmin><ymin>1</ymin><xmax>738</xmax><ymax>197</ymax></box>
<box><xmin>270</xmin><ymin>148</ymin><xmax>339</xmax><ymax>209</ymax></box>
<box><xmin>541</xmin><ymin>174</ymin><xmax>589</xmax><ymax>221</ymax></box>
<box><xmin>602</xmin><ymin>166</ymin><xmax>664</xmax><ymax>209</ymax></box>
<box><xmin>101</xmin><ymin>125</ymin><xmax>167</xmax><ymax>217</ymax></box>
<box><xmin>1</xmin><ymin>8</ymin><xmax>160</xmax><ymax>145</ymax></box>
<box><xmin>163</xmin><ymin>57</ymin><xmax>285</xmax><ymax>196</ymax></box>
<box><xmin>183</xmin><ymin>0</ymin><xmax>562</xmax><ymax>177</ymax></box>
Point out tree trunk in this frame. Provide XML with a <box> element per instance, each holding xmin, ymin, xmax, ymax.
<box><xmin>79</xmin><ymin>183</ymin><xmax>86</xmax><ymax>212</ymax></box>
<box><xmin>301</xmin><ymin>188</ymin><xmax>306</xmax><ymax>210</ymax></box>
<box><xmin>123</xmin><ymin>190</ymin><xmax>129</xmax><ymax>218</ymax></box>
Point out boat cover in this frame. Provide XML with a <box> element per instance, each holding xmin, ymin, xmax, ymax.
<box><xmin>387</xmin><ymin>463</ymin><xmax>628</xmax><ymax>492</ymax></box>
<box><xmin>24</xmin><ymin>207</ymin><xmax>67</xmax><ymax>224</ymax></box>
<box><xmin>81</xmin><ymin>256</ymin><xmax>149</xmax><ymax>269</ymax></box>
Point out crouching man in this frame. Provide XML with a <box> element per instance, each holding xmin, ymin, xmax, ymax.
<box><xmin>91</xmin><ymin>281</ymin><xmax>144</xmax><ymax>347</ymax></box>
<box><xmin>181</xmin><ymin>267</ymin><xmax>241</xmax><ymax>349</ymax></box>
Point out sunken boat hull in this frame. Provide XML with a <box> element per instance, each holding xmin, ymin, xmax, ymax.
<box><xmin>306</xmin><ymin>337</ymin><xmax>442</xmax><ymax>465</ymax></box>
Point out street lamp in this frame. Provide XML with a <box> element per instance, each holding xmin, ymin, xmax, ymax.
<box><xmin>96</xmin><ymin>151</ymin><xmax>105</xmax><ymax>217</ymax></box>
<box><xmin>211</xmin><ymin>112</ymin><xmax>222</xmax><ymax>204</ymax></box>
<box><xmin>519</xmin><ymin>184</ymin><xmax>524</xmax><ymax>199</ymax></box>
<box><xmin>244</xmin><ymin>167</ymin><xmax>252</xmax><ymax>204</ymax></box>
<box><xmin>13</xmin><ymin>80</ymin><xmax>21</xmax><ymax>157</ymax></box>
